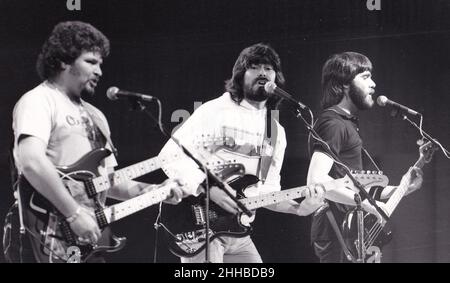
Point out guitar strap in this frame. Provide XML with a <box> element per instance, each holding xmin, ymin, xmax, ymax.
<box><xmin>325</xmin><ymin>208</ymin><xmax>355</xmax><ymax>262</ymax></box>
<box><xmin>82</xmin><ymin>102</ymin><xmax>118</xmax><ymax>157</ymax></box>
<box><xmin>259</xmin><ymin>110</ymin><xmax>278</xmax><ymax>182</ymax></box>
<box><xmin>7</xmin><ymin>143</ymin><xmax>26</xmax><ymax>234</ymax></box>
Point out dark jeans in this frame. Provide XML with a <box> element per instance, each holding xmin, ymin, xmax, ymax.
<box><xmin>313</xmin><ymin>239</ymin><xmax>349</xmax><ymax>263</ymax></box>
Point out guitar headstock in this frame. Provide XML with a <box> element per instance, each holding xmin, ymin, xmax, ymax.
<box><xmin>353</xmin><ymin>171</ymin><xmax>389</xmax><ymax>187</ymax></box>
<box><xmin>197</xmin><ymin>136</ymin><xmax>236</xmax><ymax>153</ymax></box>
<box><xmin>419</xmin><ymin>140</ymin><xmax>438</xmax><ymax>164</ymax></box>
<box><xmin>211</xmin><ymin>163</ymin><xmax>245</xmax><ymax>181</ymax></box>
<box><xmin>338</xmin><ymin>171</ymin><xmax>389</xmax><ymax>190</ymax></box>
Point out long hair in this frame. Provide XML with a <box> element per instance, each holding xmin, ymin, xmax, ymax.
<box><xmin>36</xmin><ymin>21</ymin><xmax>110</xmax><ymax>80</ymax></box>
<box><xmin>224</xmin><ymin>43</ymin><xmax>285</xmax><ymax>110</ymax></box>
<box><xmin>321</xmin><ymin>52</ymin><xmax>372</xmax><ymax>109</ymax></box>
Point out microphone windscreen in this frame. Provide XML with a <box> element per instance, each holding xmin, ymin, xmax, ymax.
<box><xmin>106</xmin><ymin>87</ymin><xmax>119</xmax><ymax>100</ymax></box>
<box><xmin>264</xmin><ymin>81</ymin><xmax>277</xmax><ymax>94</ymax></box>
<box><xmin>376</xmin><ymin>95</ymin><xmax>388</xmax><ymax>106</ymax></box>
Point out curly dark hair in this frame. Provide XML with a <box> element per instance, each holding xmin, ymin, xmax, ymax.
<box><xmin>224</xmin><ymin>43</ymin><xmax>285</xmax><ymax>110</ymax></box>
<box><xmin>321</xmin><ymin>52</ymin><xmax>372</xmax><ymax>109</ymax></box>
<box><xmin>36</xmin><ymin>21</ymin><xmax>110</xmax><ymax>80</ymax></box>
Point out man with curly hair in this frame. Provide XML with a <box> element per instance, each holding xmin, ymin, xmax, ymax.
<box><xmin>10</xmin><ymin>21</ymin><xmax>183</xmax><ymax>262</ymax></box>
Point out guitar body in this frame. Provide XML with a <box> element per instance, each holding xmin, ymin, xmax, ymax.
<box><xmin>342</xmin><ymin>208</ymin><xmax>393</xmax><ymax>263</ymax></box>
<box><xmin>161</xmin><ymin>174</ymin><xmax>259</xmax><ymax>258</ymax></box>
<box><xmin>18</xmin><ymin>148</ymin><xmax>126</xmax><ymax>263</ymax></box>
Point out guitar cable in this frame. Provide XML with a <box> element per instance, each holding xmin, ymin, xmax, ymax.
<box><xmin>152</xmin><ymin>202</ymin><xmax>163</xmax><ymax>263</ymax></box>
<box><xmin>202</xmin><ymin>164</ymin><xmax>211</xmax><ymax>263</ymax></box>
<box><xmin>16</xmin><ymin>181</ymin><xmax>82</xmax><ymax>262</ymax></box>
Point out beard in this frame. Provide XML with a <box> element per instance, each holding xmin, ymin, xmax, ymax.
<box><xmin>243</xmin><ymin>81</ymin><xmax>269</xmax><ymax>102</ymax></box>
<box><xmin>81</xmin><ymin>84</ymin><xmax>95</xmax><ymax>96</ymax></box>
<box><xmin>69</xmin><ymin>67</ymin><xmax>96</xmax><ymax>97</ymax></box>
<box><xmin>349</xmin><ymin>83</ymin><xmax>373</xmax><ymax>110</ymax></box>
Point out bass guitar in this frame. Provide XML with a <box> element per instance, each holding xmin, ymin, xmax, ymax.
<box><xmin>342</xmin><ymin>141</ymin><xmax>438</xmax><ymax>263</ymax></box>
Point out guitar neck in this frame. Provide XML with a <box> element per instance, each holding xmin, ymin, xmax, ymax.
<box><xmin>241</xmin><ymin>178</ymin><xmax>343</xmax><ymax>210</ymax></box>
<box><xmin>385</xmin><ymin>156</ymin><xmax>424</xmax><ymax>214</ymax></box>
<box><xmin>92</xmin><ymin>156</ymin><xmax>167</xmax><ymax>194</ymax></box>
<box><xmin>100</xmin><ymin>186</ymin><xmax>172</xmax><ymax>225</ymax></box>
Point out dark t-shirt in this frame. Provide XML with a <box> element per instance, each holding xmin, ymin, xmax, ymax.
<box><xmin>310</xmin><ymin>106</ymin><xmax>363</xmax><ymax>242</ymax></box>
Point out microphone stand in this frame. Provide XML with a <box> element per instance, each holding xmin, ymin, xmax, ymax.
<box><xmin>281</xmin><ymin>99</ymin><xmax>389</xmax><ymax>263</ymax></box>
<box><xmin>127</xmin><ymin>97</ymin><xmax>253</xmax><ymax>262</ymax></box>
<box><xmin>390</xmin><ymin>109</ymin><xmax>450</xmax><ymax>157</ymax></box>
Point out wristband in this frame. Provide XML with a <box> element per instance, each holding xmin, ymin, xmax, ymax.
<box><xmin>66</xmin><ymin>206</ymin><xmax>82</xmax><ymax>223</ymax></box>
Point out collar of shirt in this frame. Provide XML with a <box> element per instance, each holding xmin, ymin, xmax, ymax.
<box><xmin>328</xmin><ymin>105</ymin><xmax>359</xmax><ymax>123</ymax></box>
<box><xmin>240</xmin><ymin>98</ymin><xmax>268</xmax><ymax>113</ymax></box>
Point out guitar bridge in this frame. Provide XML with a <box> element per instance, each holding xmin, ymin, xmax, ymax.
<box><xmin>192</xmin><ymin>204</ymin><xmax>219</xmax><ymax>226</ymax></box>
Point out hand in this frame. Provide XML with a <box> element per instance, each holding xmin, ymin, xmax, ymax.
<box><xmin>69</xmin><ymin>207</ymin><xmax>101</xmax><ymax>245</ymax></box>
<box><xmin>209</xmin><ymin>186</ymin><xmax>239</xmax><ymax>214</ymax></box>
<box><xmin>296</xmin><ymin>184</ymin><xmax>326</xmax><ymax>216</ymax></box>
<box><xmin>361</xmin><ymin>199</ymin><xmax>389</xmax><ymax>224</ymax></box>
<box><xmin>403</xmin><ymin>167</ymin><xmax>424</xmax><ymax>195</ymax></box>
<box><xmin>304</xmin><ymin>183</ymin><xmax>326</xmax><ymax>200</ymax></box>
<box><xmin>162</xmin><ymin>179</ymin><xmax>185</xmax><ymax>205</ymax></box>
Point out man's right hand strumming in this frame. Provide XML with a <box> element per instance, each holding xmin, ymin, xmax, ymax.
<box><xmin>209</xmin><ymin>185</ymin><xmax>240</xmax><ymax>214</ymax></box>
<box><xmin>67</xmin><ymin>206</ymin><xmax>101</xmax><ymax>245</ymax></box>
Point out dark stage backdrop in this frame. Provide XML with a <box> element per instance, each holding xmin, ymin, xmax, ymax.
<box><xmin>0</xmin><ymin>0</ymin><xmax>449</xmax><ymax>262</ymax></box>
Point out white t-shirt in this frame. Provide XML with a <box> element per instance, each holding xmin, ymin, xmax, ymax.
<box><xmin>12</xmin><ymin>82</ymin><xmax>117</xmax><ymax>175</ymax></box>
<box><xmin>159</xmin><ymin>92</ymin><xmax>286</xmax><ymax>196</ymax></box>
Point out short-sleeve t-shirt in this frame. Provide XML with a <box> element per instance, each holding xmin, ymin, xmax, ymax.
<box><xmin>12</xmin><ymin>81</ymin><xmax>117</xmax><ymax>176</ymax></box>
<box><xmin>310</xmin><ymin>105</ymin><xmax>363</xmax><ymax>242</ymax></box>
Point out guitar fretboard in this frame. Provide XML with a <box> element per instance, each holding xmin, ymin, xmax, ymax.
<box><xmin>101</xmin><ymin>186</ymin><xmax>172</xmax><ymax>224</ymax></box>
<box><xmin>241</xmin><ymin>178</ymin><xmax>344</xmax><ymax>210</ymax></box>
<box><xmin>92</xmin><ymin>154</ymin><xmax>179</xmax><ymax>194</ymax></box>
<box><xmin>241</xmin><ymin>186</ymin><xmax>308</xmax><ymax>210</ymax></box>
<box><xmin>385</xmin><ymin>155</ymin><xmax>426</xmax><ymax>215</ymax></box>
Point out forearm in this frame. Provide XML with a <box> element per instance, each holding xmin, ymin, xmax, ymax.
<box><xmin>264</xmin><ymin>200</ymin><xmax>299</xmax><ymax>215</ymax></box>
<box><xmin>108</xmin><ymin>180</ymin><xmax>152</xmax><ymax>200</ymax></box>
<box><xmin>380</xmin><ymin>185</ymin><xmax>396</xmax><ymax>199</ymax></box>
<box><xmin>308</xmin><ymin>165</ymin><xmax>359</xmax><ymax>206</ymax></box>
<box><xmin>325</xmin><ymin>189</ymin><xmax>361</xmax><ymax>206</ymax></box>
<box><xmin>21</xmin><ymin>157</ymin><xmax>79</xmax><ymax>217</ymax></box>
<box><xmin>160</xmin><ymin>140</ymin><xmax>204</xmax><ymax>196</ymax></box>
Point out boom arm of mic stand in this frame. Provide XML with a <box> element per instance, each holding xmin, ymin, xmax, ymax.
<box><xmin>402</xmin><ymin>115</ymin><xmax>450</xmax><ymax>157</ymax></box>
<box><xmin>133</xmin><ymin>99</ymin><xmax>253</xmax><ymax>217</ymax></box>
<box><xmin>294</xmin><ymin>108</ymin><xmax>390</xmax><ymax>222</ymax></box>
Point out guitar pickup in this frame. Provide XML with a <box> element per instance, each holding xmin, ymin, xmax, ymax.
<box><xmin>192</xmin><ymin>205</ymin><xmax>205</xmax><ymax>225</ymax></box>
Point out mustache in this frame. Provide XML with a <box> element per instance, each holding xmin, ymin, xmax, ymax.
<box><xmin>253</xmin><ymin>77</ymin><xmax>269</xmax><ymax>86</ymax></box>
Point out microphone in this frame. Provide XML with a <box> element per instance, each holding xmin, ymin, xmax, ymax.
<box><xmin>376</xmin><ymin>95</ymin><xmax>420</xmax><ymax>116</ymax></box>
<box><xmin>106</xmin><ymin>87</ymin><xmax>155</xmax><ymax>102</ymax></box>
<box><xmin>264</xmin><ymin>82</ymin><xmax>308</xmax><ymax>110</ymax></box>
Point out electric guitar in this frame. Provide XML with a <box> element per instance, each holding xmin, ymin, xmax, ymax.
<box><xmin>76</xmin><ymin>148</ymin><xmax>182</xmax><ymax>197</ymax></box>
<box><xmin>161</xmin><ymin>171</ymin><xmax>388</xmax><ymax>258</ymax></box>
<box><xmin>18</xmin><ymin>147</ymin><xmax>244</xmax><ymax>262</ymax></box>
<box><xmin>342</xmin><ymin>141</ymin><xmax>438</xmax><ymax>263</ymax></box>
